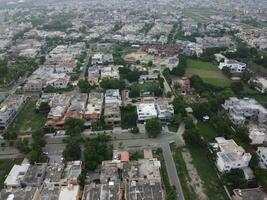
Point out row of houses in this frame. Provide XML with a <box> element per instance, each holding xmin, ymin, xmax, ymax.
<box><xmin>137</xmin><ymin>102</ymin><xmax>174</xmax><ymax>123</ymax></box>
<box><xmin>1</xmin><ymin>160</ymin><xmax>82</xmax><ymax>200</ymax></box>
<box><xmin>24</xmin><ymin>43</ymin><xmax>86</xmax><ymax>91</ymax></box>
<box><xmin>1</xmin><ymin>149</ymin><xmax>165</xmax><ymax>200</ymax></box>
<box><xmin>83</xmin><ymin>149</ymin><xmax>164</xmax><ymax>200</ymax></box>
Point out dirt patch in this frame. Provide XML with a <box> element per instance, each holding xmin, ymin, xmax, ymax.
<box><xmin>182</xmin><ymin>149</ymin><xmax>208</xmax><ymax>200</ymax></box>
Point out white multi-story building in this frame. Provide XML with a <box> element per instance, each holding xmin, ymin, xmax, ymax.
<box><xmin>92</xmin><ymin>53</ymin><xmax>103</xmax><ymax>65</ymax></box>
<box><xmin>218</xmin><ymin>59</ymin><xmax>246</xmax><ymax>73</ymax></box>
<box><xmin>4</xmin><ymin>163</ymin><xmax>30</xmax><ymax>188</ymax></box>
<box><xmin>105</xmin><ymin>89</ymin><xmax>122</xmax><ymax>107</ymax></box>
<box><xmin>137</xmin><ymin>103</ymin><xmax>157</xmax><ymax>122</ymax></box>
<box><xmin>137</xmin><ymin>102</ymin><xmax>174</xmax><ymax>123</ymax></box>
<box><xmin>249</xmin><ymin>127</ymin><xmax>266</xmax><ymax>145</ymax></box>
<box><xmin>156</xmin><ymin>103</ymin><xmax>174</xmax><ymax>122</ymax></box>
<box><xmin>257</xmin><ymin>147</ymin><xmax>267</xmax><ymax>169</ymax></box>
<box><xmin>214</xmin><ymin>137</ymin><xmax>251</xmax><ymax>173</ymax></box>
<box><xmin>251</xmin><ymin>77</ymin><xmax>267</xmax><ymax>94</ymax></box>
<box><xmin>222</xmin><ymin>97</ymin><xmax>267</xmax><ymax>125</ymax></box>
<box><xmin>137</xmin><ymin>103</ymin><xmax>158</xmax><ymax>122</ymax></box>
<box><xmin>100</xmin><ymin>66</ymin><xmax>120</xmax><ymax>79</ymax></box>
<box><xmin>0</xmin><ymin>95</ymin><xmax>27</xmax><ymax>131</ymax></box>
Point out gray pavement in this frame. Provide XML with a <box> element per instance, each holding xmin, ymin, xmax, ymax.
<box><xmin>43</xmin><ymin>143</ymin><xmax>65</xmax><ymax>164</ymax></box>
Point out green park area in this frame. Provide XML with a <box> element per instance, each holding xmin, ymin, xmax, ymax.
<box><xmin>183</xmin><ymin>8</ymin><xmax>215</xmax><ymax>23</ymax></box>
<box><xmin>186</xmin><ymin>59</ymin><xmax>231</xmax><ymax>87</ymax></box>
<box><xmin>8</xmin><ymin>96</ymin><xmax>47</xmax><ymax>135</ymax></box>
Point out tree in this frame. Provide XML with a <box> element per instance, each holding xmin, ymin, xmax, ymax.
<box><xmin>172</xmin><ymin>97</ymin><xmax>186</xmax><ymax>116</ymax></box>
<box><xmin>241</xmin><ymin>70</ymin><xmax>252</xmax><ymax>83</ymax></box>
<box><xmin>235</xmin><ymin>126</ymin><xmax>251</xmax><ymax>144</ymax></box>
<box><xmin>249</xmin><ymin>152</ymin><xmax>259</xmax><ymax>170</ymax></box>
<box><xmin>255</xmin><ymin>167</ymin><xmax>267</xmax><ymax>188</ymax></box>
<box><xmin>118</xmin><ymin>67</ymin><xmax>141</xmax><ymax>82</ymax></box>
<box><xmin>15</xmin><ymin>138</ymin><xmax>30</xmax><ymax>153</ymax></box>
<box><xmin>222</xmin><ymin>67</ymin><xmax>231</xmax><ymax>78</ymax></box>
<box><xmin>189</xmin><ymin>75</ymin><xmax>207</xmax><ymax>94</ymax></box>
<box><xmin>100</xmin><ymin>78</ymin><xmax>125</xmax><ymax>91</ymax></box>
<box><xmin>38</xmin><ymin>102</ymin><xmax>50</xmax><ymax>113</ymax></box>
<box><xmin>183</xmin><ymin>127</ymin><xmax>202</xmax><ymax>146</ymax></box>
<box><xmin>193</xmin><ymin>102</ymin><xmax>212</xmax><ymax>120</ymax></box>
<box><xmin>145</xmin><ymin>118</ymin><xmax>162</xmax><ymax>138</ymax></box>
<box><xmin>230</xmin><ymin>82</ymin><xmax>244</xmax><ymax>95</ymax></box>
<box><xmin>27</xmin><ymin>149</ymin><xmax>40</xmax><ymax>164</ymax></box>
<box><xmin>63</xmin><ymin>140</ymin><xmax>81</xmax><ymax>161</ymax></box>
<box><xmin>64</xmin><ymin>118</ymin><xmax>85</xmax><ymax>136</ymax></box>
<box><xmin>148</xmin><ymin>60</ymin><xmax>153</xmax><ymax>67</ymax></box>
<box><xmin>222</xmin><ymin>169</ymin><xmax>246</xmax><ymax>189</ymax></box>
<box><xmin>121</xmin><ymin>105</ymin><xmax>137</xmax><ymax>129</ymax></box>
<box><xmin>78</xmin><ymin>79</ymin><xmax>91</xmax><ymax>93</ymax></box>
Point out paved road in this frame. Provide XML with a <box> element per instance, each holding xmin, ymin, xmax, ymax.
<box><xmin>162</xmin><ymin>142</ymin><xmax>185</xmax><ymax>200</ymax></box>
<box><xmin>43</xmin><ymin>143</ymin><xmax>65</xmax><ymax>164</ymax></box>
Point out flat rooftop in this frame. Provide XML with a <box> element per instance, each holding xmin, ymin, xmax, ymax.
<box><xmin>45</xmin><ymin>164</ymin><xmax>64</xmax><ymax>183</ymax></box>
<box><xmin>0</xmin><ymin>187</ymin><xmax>38</xmax><ymax>200</ymax></box>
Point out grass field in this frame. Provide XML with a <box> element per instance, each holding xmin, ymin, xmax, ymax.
<box><xmin>8</xmin><ymin>96</ymin><xmax>47</xmax><ymax>135</ymax></box>
<box><xmin>197</xmin><ymin>122</ymin><xmax>217</xmax><ymax>142</ymax></box>
<box><xmin>188</xmin><ymin>146</ymin><xmax>229</xmax><ymax>200</ymax></box>
<box><xmin>186</xmin><ymin>59</ymin><xmax>231</xmax><ymax>87</ymax></box>
<box><xmin>0</xmin><ymin>159</ymin><xmax>22</xmax><ymax>189</ymax></box>
<box><xmin>183</xmin><ymin>8</ymin><xmax>215</xmax><ymax>23</ymax></box>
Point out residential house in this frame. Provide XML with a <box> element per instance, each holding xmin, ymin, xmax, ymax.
<box><xmin>104</xmin><ymin>104</ymin><xmax>121</xmax><ymax>126</ymax></box>
<box><xmin>84</xmin><ymin>92</ymin><xmax>104</xmax><ymax>122</ymax></box>
<box><xmin>46</xmin><ymin>93</ymin><xmax>72</xmax><ymax>127</ymax></box>
<box><xmin>21</xmin><ymin>163</ymin><xmax>47</xmax><ymax>187</ymax></box>
<box><xmin>88</xmin><ymin>66</ymin><xmax>100</xmax><ymax>85</ymax></box>
<box><xmin>213</xmin><ymin>137</ymin><xmax>251</xmax><ymax>173</ymax></box>
<box><xmin>91</xmin><ymin>53</ymin><xmax>103</xmax><ymax>65</ymax></box>
<box><xmin>218</xmin><ymin>59</ymin><xmax>246</xmax><ymax>74</ymax></box>
<box><xmin>251</xmin><ymin>77</ymin><xmax>267</xmax><ymax>94</ymax></box>
<box><xmin>137</xmin><ymin>103</ymin><xmax>157</xmax><ymax>122</ymax></box>
<box><xmin>222</xmin><ymin>97</ymin><xmax>267</xmax><ymax>125</ymax></box>
<box><xmin>249</xmin><ymin>127</ymin><xmax>266</xmax><ymax>145</ymax></box>
<box><xmin>100</xmin><ymin>65</ymin><xmax>120</xmax><ymax>79</ymax></box>
<box><xmin>257</xmin><ymin>147</ymin><xmax>267</xmax><ymax>168</ymax></box>
<box><xmin>156</xmin><ymin>102</ymin><xmax>174</xmax><ymax>122</ymax></box>
<box><xmin>4</xmin><ymin>163</ymin><xmax>30</xmax><ymax>188</ymax></box>
<box><xmin>105</xmin><ymin>89</ymin><xmax>122</xmax><ymax>107</ymax></box>
<box><xmin>0</xmin><ymin>95</ymin><xmax>27</xmax><ymax>132</ymax></box>
<box><xmin>0</xmin><ymin>187</ymin><xmax>40</xmax><ymax>200</ymax></box>
<box><xmin>65</xmin><ymin>94</ymin><xmax>87</xmax><ymax>119</ymax></box>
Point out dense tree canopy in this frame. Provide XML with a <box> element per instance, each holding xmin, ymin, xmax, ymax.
<box><xmin>64</xmin><ymin>118</ymin><xmax>85</xmax><ymax>136</ymax></box>
<box><xmin>145</xmin><ymin>118</ymin><xmax>162</xmax><ymax>137</ymax></box>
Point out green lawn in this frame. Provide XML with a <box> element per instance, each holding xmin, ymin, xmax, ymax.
<box><xmin>0</xmin><ymin>159</ymin><xmax>22</xmax><ymax>189</ymax></box>
<box><xmin>168</xmin><ymin>123</ymin><xmax>179</xmax><ymax>132</ymax></box>
<box><xmin>8</xmin><ymin>97</ymin><xmax>47</xmax><ymax>135</ymax></box>
<box><xmin>188</xmin><ymin>146</ymin><xmax>229</xmax><ymax>200</ymax></box>
<box><xmin>197</xmin><ymin>122</ymin><xmax>217</xmax><ymax>142</ymax></box>
<box><xmin>183</xmin><ymin>8</ymin><xmax>215</xmax><ymax>23</ymax></box>
<box><xmin>173</xmin><ymin>148</ymin><xmax>198</xmax><ymax>200</ymax></box>
<box><xmin>186</xmin><ymin>59</ymin><xmax>231</xmax><ymax>87</ymax></box>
